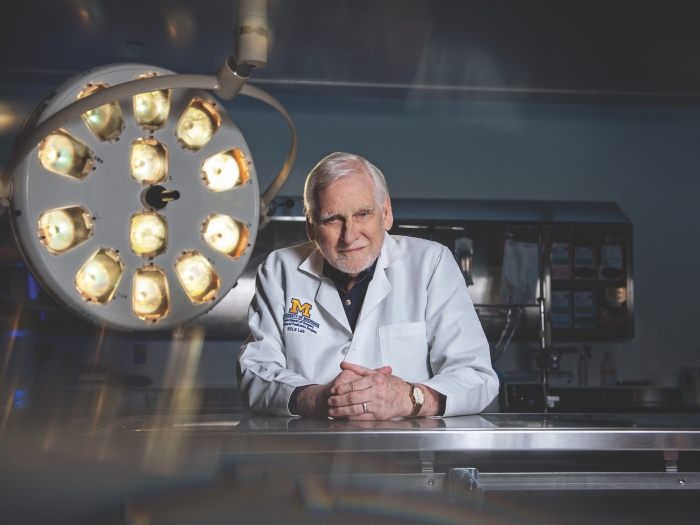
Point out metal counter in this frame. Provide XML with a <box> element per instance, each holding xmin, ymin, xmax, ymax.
<box><xmin>103</xmin><ymin>413</ymin><xmax>700</xmax><ymax>453</ymax></box>
<box><xmin>4</xmin><ymin>412</ymin><xmax>700</xmax><ymax>524</ymax></box>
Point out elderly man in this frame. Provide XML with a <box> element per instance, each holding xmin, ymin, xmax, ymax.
<box><xmin>237</xmin><ymin>153</ymin><xmax>498</xmax><ymax>419</ymax></box>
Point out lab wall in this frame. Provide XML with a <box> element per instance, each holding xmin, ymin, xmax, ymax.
<box><xmin>2</xmin><ymin>84</ymin><xmax>699</xmax><ymax>387</ymax></box>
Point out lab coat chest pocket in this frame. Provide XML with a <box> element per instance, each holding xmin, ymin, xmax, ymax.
<box><xmin>378</xmin><ymin>321</ymin><xmax>429</xmax><ymax>382</ymax></box>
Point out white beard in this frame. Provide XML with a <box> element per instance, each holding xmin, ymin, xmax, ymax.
<box><xmin>322</xmin><ymin>242</ymin><xmax>381</xmax><ymax>276</ymax></box>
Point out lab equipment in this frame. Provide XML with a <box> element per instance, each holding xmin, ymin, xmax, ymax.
<box><xmin>600</xmin><ymin>350</ymin><xmax>618</xmax><ymax>386</ymax></box>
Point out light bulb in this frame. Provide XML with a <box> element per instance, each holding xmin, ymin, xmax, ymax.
<box><xmin>38</xmin><ymin>129</ymin><xmax>94</xmax><ymax>179</ymax></box>
<box><xmin>201</xmin><ymin>149</ymin><xmax>249</xmax><ymax>192</ymax></box>
<box><xmin>75</xmin><ymin>248</ymin><xmax>123</xmax><ymax>304</ymax></box>
<box><xmin>132</xmin><ymin>266</ymin><xmax>170</xmax><ymax>321</ymax></box>
<box><xmin>130</xmin><ymin>139</ymin><xmax>168</xmax><ymax>184</ymax></box>
<box><xmin>38</xmin><ymin>206</ymin><xmax>93</xmax><ymax>254</ymax></box>
<box><xmin>133</xmin><ymin>76</ymin><xmax>170</xmax><ymax>130</ymax></box>
<box><xmin>130</xmin><ymin>212</ymin><xmax>167</xmax><ymax>257</ymax></box>
<box><xmin>175</xmin><ymin>99</ymin><xmax>220</xmax><ymax>152</ymax></box>
<box><xmin>175</xmin><ymin>251</ymin><xmax>220</xmax><ymax>303</ymax></box>
<box><xmin>78</xmin><ymin>83</ymin><xmax>124</xmax><ymax>141</ymax></box>
<box><xmin>202</xmin><ymin>214</ymin><xmax>248</xmax><ymax>258</ymax></box>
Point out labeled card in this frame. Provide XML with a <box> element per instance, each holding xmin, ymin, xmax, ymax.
<box><xmin>574</xmin><ymin>246</ymin><xmax>596</xmax><ymax>280</ymax></box>
<box><xmin>551</xmin><ymin>243</ymin><xmax>573</xmax><ymax>280</ymax></box>
<box><xmin>551</xmin><ymin>290</ymin><xmax>573</xmax><ymax>329</ymax></box>
<box><xmin>599</xmin><ymin>244</ymin><xmax>624</xmax><ymax>281</ymax></box>
<box><xmin>574</xmin><ymin>291</ymin><xmax>597</xmax><ymax>329</ymax></box>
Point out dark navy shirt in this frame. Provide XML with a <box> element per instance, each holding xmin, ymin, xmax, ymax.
<box><xmin>322</xmin><ymin>257</ymin><xmax>378</xmax><ymax>332</ymax></box>
<box><xmin>288</xmin><ymin>257</ymin><xmax>379</xmax><ymax>415</ymax></box>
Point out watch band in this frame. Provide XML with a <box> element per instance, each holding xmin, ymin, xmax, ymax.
<box><xmin>407</xmin><ymin>382</ymin><xmax>423</xmax><ymax>418</ymax></box>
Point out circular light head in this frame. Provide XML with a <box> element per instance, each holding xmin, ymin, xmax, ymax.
<box><xmin>130</xmin><ymin>211</ymin><xmax>167</xmax><ymax>257</ymax></box>
<box><xmin>11</xmin><ymin>64</ymin><xmax>259</xmax><ymax>331</ymax></box>
<box><xmin>202</xmin><ymin>148</ymin><xmax>249</xmax><ymax>192</ymax></box>
<box><xmin>38</xmin><ymin>129</ymin><xmax>94</xmax><ymax>179</ymax></box>
<box><xmin>78</xmin><ymin>83</ymin><xmax>125</xmax><ymax>142</ymax></box>
<box><xmin>132</xmin><ymin>266</ymin><xmax>170</xmax><ymax>321</ymax></box>
<box><xmin>130</xmin><ymin>139</ymin><xmax>168</xmax><ymax>184</ymax></box>
<box><xmin>175</xmin><ymin>251</ymin><xmax>221</xmax><ymax>303</ymax></box>
<box><xmin>133</xmin><ymin>74</ymin><xmax>170</xmax><ymax>130</ymax></box>
<box><xmin>175</xmin><ymin>98</ymin><xmax>221</xmax><ymax>152</ymax></box>
<box><xmin>75</xmin><ymin>248</ymin><xmax>124</xmax><ymax>304</ymax></box>
<box><xmin>202</xmin><ymin>214</ymin><xmax>249</xmax><ymax>259</ymax></box>
<box><xmin>38</xmin><ymin>206</ymin><xmax>94</xmax><ymax>254</ymax></box>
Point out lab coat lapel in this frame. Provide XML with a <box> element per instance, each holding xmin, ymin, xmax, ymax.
<box><xmin>357</xmin><ymin>233</ymin><xmax>405</xmax><ymax>326</ymax></box>
<box><xmin>299</xmin><ymin>246</ymin><xmax>352</xmax><ymax>334</ymax></box>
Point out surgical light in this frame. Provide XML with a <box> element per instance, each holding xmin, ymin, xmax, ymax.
<box><xmin>38</xmin><ymin>130</ymin><xmax>94</xmax><ymax>179</ymax></box>
<box><xmin>202</xmin><ymin>214</ymin><xmax>249</xmax><ymax>258</ymax></box>
<box><xmin>130</xmin><ymin>212</ymin><xmax>167</xmax><ymax>257</ymax></box>
<box><xmin>175</xmin><ymin>251</ymin><xmax>220</xmax><ymax>303</ymax></box>
<box><xmin>130</xmin><ymin>139</ymin><xmax>168</xmax><ymax>184</ymax></box>
<box><xmin>38</xmin><ymin>206</ymin><xmax>94</xmax><ymax>254</ymax></box>
<box><xmin>132</xmin><ymin>266</ymin><xmax>170</xmax><ymax>321</ymax></box>
<box><xmin>75</xmin><ymin>248</ymin><xmax>124</xmax><ymax>304</ymax></box>
<box><xmin>175</xmin><ymin>99</ymin><xmax>220</xmax><ymax>152</ymax></box>
<box><xmin>78</xmin><ymin>83</ymin><xmax>125</xmax><ymax>142</ymax></box>
<box><xmin>133</xmin><ymin>75</ymin><xmax>170</xmax><ymax>130</ymax></box>
<box><xmin>202</xmin><ymin>149</ymin><xmax>249</xmax><ymax>192</ymax></box>
<box><xmin>2</xmin><ymin>0</ymin><xmax>298</xmax><ymax>331</ymax></box>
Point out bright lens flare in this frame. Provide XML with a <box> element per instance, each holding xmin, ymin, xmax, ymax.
<box><xmin>175</xmin><ymin>251</ymin><xmax>221</xmax><ymax>303</ymax></box>
<box><xmin>130</xmin><ymin>212</ymin><xmax>167</xmax><ymax>257</ymax></box>
<box><xmin>132</xmin><ymin>267</ymin><xmax>170</xmax><ymax>321</ymax></box>
<box><xmin>38</xmin><ymin>129</ymin><xmax>94</xmax><ymax>179</ymax></box>
<box><xmin>75</xmin><ymin>248</ymin><xmax>124</xmax><ymax>304</ymax></box>
<box><xmin>175</xmin><ymin>99</ymin><xmax>221</xmax><ymax>152</ymax></box>
<box><xmin>130</xmin><ymin>139</ymin><xmax>168</xmax><ymax>184</ymax></box>
<box><xmin>201</xmin><ymin>149</ymin><xmax>249</xmax><ymax>191</ymax></box>
<box><xmin>38</xmin><ymin>206</ymin><xmax>94</xmax><ymax>254</ymax></box>
<box><xmin>78</xmin><ymin>83</ymin><xmax>124</xmax><ymax>141</ymax></box>
<box><xmin>133</xmin><ymin>76</ymin><xmax>170</xmax><ymax>130</ymax></box>
<box><xmin>202</xmin><ymin>214</ymin><xmax>248</xmax><ymax>258</ymax></box>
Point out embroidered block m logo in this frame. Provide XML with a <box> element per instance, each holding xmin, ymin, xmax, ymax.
<box><xmin>289</xmin><ymin>299</ymin><xmax>312</xmax><ymax>318</ymax></box>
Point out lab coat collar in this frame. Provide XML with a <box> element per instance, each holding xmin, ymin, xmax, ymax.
<box><xmin>357</xmin><ymin>232</ymin><xmax>404</xmax><ymax>325</ymax></box>
<box><xmin>297</xmin><ymin>231</ymin><xmax>405</xmax><ymax>278</ymax></box>
<box><xmin>297</xmin><ymin>232</ymin><xmax>405</xmax><ymax>334</ymax></box>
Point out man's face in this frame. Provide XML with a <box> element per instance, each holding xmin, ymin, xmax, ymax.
<box><xmin>307</xmin><ymin>170</ymin><xmax>393</xmax><ymax>276</ymax></box>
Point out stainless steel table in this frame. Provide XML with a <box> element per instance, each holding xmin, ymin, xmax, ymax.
<box><xmin>4</xmin><ymin>412</ymin><xmax>700</xmax><ymax>524</ymax></box>
<box><xmin>105</xmin><ymin>412</ymin><xmax>700</xmax><ymax>453</ymax></box>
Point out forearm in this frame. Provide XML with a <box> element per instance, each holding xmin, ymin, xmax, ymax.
<box><xmin>296</xmin><ymin>383</ymin><xmax>329</xmax><ymax>418</ymax></box>
<box><xmin>416</xmin><ymin>384</ymin><xmax>446</xmax><ymax>417</ymax></box>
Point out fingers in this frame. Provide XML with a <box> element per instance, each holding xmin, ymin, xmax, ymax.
<box><xmin>375</xmin><ymin>365</ymin><xmax>393</xmax><ymax>374</ymax></box>
<box><xmin>328</xmin><ymin>402</ymin><xmax>369</xmax><ymax>418</ymax></box>
<box><xmin>339</xmin><ymin>361</ymin><xmax>374</xmax><ymax>376</ymax></box>
<box><xmin>328</xmin><ymin>387</ymin><xmax>373</xmax><ymax>407</ymax></box>
<box><xmin>330</xmin><ymin>373</ymin><xmax>376</xmax><ymax>397</ymax></box>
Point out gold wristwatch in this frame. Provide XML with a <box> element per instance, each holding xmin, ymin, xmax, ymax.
<box><xmin>407</xmin><ymin>383</ymin><xmax>425</xmax><ymax>418</ymax></box>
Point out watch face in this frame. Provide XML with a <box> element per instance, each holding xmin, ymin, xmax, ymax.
<box><xmin>413</xmin><ymin>386</ymin><xmax>425</xmax><ymax>404</ymax></box>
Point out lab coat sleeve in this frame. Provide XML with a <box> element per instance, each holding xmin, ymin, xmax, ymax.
<box><xmin>237</xmin><ymin>259</ymin><xmax>313</xmax><ymax>415</ymax></box>
<box><xmin>420</xmin><ymin>245</ymin><xmax>499</xmax><ymax>416</ymax></box>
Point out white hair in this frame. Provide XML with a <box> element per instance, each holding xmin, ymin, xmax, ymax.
<box><xmin>303</xmin><ymin>152</ymin><xmax>390</xmax><ymax>223</ymax></box>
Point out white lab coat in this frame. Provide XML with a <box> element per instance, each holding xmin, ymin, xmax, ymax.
<box><xmin>237</xmin><ymin>232</ymin><xmax>499</xmax><ymax>417</ymax></box>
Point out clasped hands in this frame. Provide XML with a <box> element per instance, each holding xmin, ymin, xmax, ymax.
<box><xmin>296</xmin><ymin>361</ymin><xmax>439</xmax><ymax>420</ymax></box>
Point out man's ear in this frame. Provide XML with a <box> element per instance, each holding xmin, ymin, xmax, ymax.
<box><xmin>306</xmin><ymin>219</ymin><xmax>316</xmax><ymax>242</ymax></box>
<box><xmin>382</xmin><ymin>197</ymin><xmax>394</xmax><ymax>231</ymax></box>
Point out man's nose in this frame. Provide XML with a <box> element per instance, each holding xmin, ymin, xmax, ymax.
<box><xmin>342</xmin><ymin>219</ymin><xmax>360</xmax><ymax>245</ymax></box>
